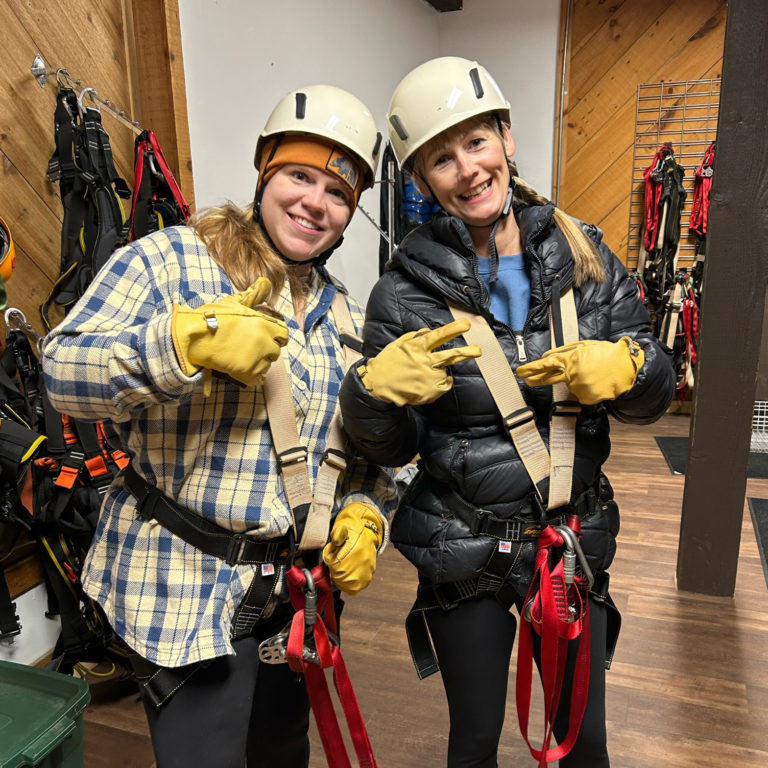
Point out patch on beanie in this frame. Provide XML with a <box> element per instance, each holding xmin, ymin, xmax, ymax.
<box><xmin>326</xmin><ymin>147</ymin><xmax>359</xmax><ymax>191</ymax></box>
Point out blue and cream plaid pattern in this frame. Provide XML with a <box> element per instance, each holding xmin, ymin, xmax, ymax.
<box><xmin>42</xmin><ymin>226</ymin><xmax>396</xmax><ymax>667</ymax></box>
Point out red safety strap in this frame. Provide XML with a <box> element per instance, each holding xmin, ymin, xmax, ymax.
<box><xmin>130</xmin><ymin>130</ymin><xmax>191</xmax><ymax>240</ymax></box>
<box><xmin>285</xmin><ymin>565</ymin><xmax>377</xmax><ymax>768</ymax></box>
<box><xmin>682</xmin><ymin>288</ymin><xmax>699</xmax><ymax>366</ymax></box>
<box><xmin>146</xmin><ymin>131</ymin><xmax>191</xmax><ymax>221</ymax></box>
<box><xmin>689</xmin><ymin>143</ymin><xmax>715</xmax><ymax>237</ymax></box>
<box><xmin>643</xmin><ymin>145</ymin><xmax>672</xmax><ymax>252</ymax></box>
<box><xmin>516</xmin><ymin>522</ymin><xmax>591</xmax><ymax>766</ymax></box>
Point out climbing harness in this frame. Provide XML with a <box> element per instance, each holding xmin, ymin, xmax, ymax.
<box><xmin>689</xmin><ymin>142</ymin><xmax>715</xmax><ymax>292</ymax></box>
<box><xmin>399</xmin><ymin>281</ymin><xmax>601</xmax><ymax>763</ymax></box>
<box><xmin>122</xmin><ymin>287</ymin><xmax>376</xmax><ymax>759</ymax></box>
<box><xmin>129</xmin><ymin>130</ymin><xmax>191</xmax><ymax>241</ymax></box>
<box><xmin>0</xmin><ymin>310</ymin><xmax>48</xmax><ymax>641</ymax></box>
<box><xmin>0</xmin><ymin>307</ymin><xmax>133</xmax><ymax>673</ymax></box>
<box><xmin>516</xmin><ymin>516</ymin><xmax>594</xmax><ymax>766</ymax></box>
<box><xmin>689</xmin><ymin>142</ymin><xmax>715</xmax><ymax>244</ymax></box>
<box><xmin>258</xmin><ymin>565</ymin><xmax>376</xmax><ymax>768</ymax></box>
<box><xmin>641</xmin><ymin>143</ymin><xmax>686</xmax><ymax>315</ymax></box>
<box><xmin>42</xmin><ymin>87</ymin><xmax>131</xmax><ymax>329</ymax></box>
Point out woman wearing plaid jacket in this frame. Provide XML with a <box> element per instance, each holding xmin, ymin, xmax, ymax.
<box><xmin>42</xmin><ymin>85</ymin><xmax>396</xmax><ymax>768</ymax></box>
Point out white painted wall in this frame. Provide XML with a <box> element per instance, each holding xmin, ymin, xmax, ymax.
<box><xmin>178</xmin><ymin>0</ymin><xmax>562</xmax><ymax>304</ymax></box>
<box><xmin>438</xmin><ymin>0</ymin><xmax>561</xmax><ymax>196</ymax></box>
<box><xmin>0</xmin><ymin>584</ymin><xmax>61</xmax><ymax>666</ymax></box>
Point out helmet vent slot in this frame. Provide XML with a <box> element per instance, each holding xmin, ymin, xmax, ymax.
<box><xmin>469</xmin><ymin>68</ymin><xmax>484</xmax><ymax>99</ymax></box>
<box><xmin>295</xmin><ymin>92</ymin><xmax>307</xmax><ymax>119</ymax></box>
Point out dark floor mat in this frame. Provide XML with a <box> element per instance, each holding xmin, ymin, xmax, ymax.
<box><xmin>747</xmin><ymin>498</ymin><xmax>768</xmax><ymax>590</ymax></box>
<box><xmin>655</xmin><ymin>436</ymin><xmax>768</xmax><ymax>478</ymax></box>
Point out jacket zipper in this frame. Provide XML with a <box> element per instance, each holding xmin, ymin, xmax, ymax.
<box><xmin>514</xmin><ymin>332</ymin><xmax>527</xmax><ymax>362</ymax></box>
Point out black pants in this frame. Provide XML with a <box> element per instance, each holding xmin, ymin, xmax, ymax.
<box><xmin>426</xmin><ymin>593</ymin><xmax>609</xmax><ymax>768</ymax></box>
<box><xmin>131</xmin><ymin>600</ymin><xmax>341</xmax><ymax>768</ymax></box>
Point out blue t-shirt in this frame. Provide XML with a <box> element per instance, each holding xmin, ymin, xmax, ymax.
<box><xmin>477</xmin><ymin>254</ymin><xmax>531</xmax><ymax>331</ymax></box>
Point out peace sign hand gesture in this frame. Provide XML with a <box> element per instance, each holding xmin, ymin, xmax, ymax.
<box><xmin>358</xmin><ymin>319</ymin><xmax>481</xmax><ymax>407</ymax></box>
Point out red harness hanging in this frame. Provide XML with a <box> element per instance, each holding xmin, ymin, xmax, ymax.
<box><xmin>130</xmin><ymin>129</ymin><xmax>191</xmax><ymax>241</ymax></box>
<box><xmin>284</xmin><ymin>565</ymin><xmax>377</xmax><ymax>768</ymax></box>
<box><xmin>689</xmin><ymin>142</ymin><xmax>715</xmax><ymax>238</ymax></box>
<box><xmin>643</xmin><ymin>143</ymin><xmax>675</xmax><ymax>252</ymax></box>
<box><xmin>516</xmin><ymin>517</ymin><xmax>592</xmax><ymax>766</ymax></box>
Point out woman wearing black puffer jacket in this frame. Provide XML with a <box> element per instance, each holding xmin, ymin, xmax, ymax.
<box><xmin>340</xmin><ymin>57</ymin><xmax>675</xmax><ymax>768</ymax></box>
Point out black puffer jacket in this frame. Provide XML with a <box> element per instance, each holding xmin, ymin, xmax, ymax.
<box><xmin>340</xmin><ymin>201</ymin><xmax>675</xmax><ymax>591</ymax></box>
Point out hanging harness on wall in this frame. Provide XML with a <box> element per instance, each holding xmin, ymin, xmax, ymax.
<box><xmin>0</xmin><ymin>317</ymin><xmax>47</xmax><ymax>641</ymax></box>
<box><xmin>0</xmin><ymin>310</ymin><xmax>133</xmax><ymax>673</ymax></box>
<box><xmin>641</xmin><ymin>143</ymin><xmax>687</xmax><ymax>323</ymax></box>
<box><xmin>688</xmin><ymin>141</ymin><xmax>715</xmax><ymax>292</ymax></box>
<box><xmin>129</xmin><ymin>130</ymin><xmax>191</xmax><ymax>241</ymax></box>
<box><xmin>42</xmin><ymin>88</ymin><xmax>131</xmax><ymax>330</ymax></box>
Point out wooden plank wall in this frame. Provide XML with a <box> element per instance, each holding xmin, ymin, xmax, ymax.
<box><xmin>0</xmin><ymin>0</ymin><xmax>193</xmax><ymax>336</ymax></box>
<box><xmin>0</xmin><ymin>0</ymin><xmax>193</xmax><ymax>597</ymax></box>
<box><xmin>554</xmin><ymin>0</ymin><xmax>726</xmax><ymax>264</ymax></box>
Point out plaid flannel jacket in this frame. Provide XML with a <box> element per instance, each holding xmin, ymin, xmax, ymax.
<box><xmin>41</xmin><ymin>226</ymin><xmax>396</xmax><ymax>667</ymax></box>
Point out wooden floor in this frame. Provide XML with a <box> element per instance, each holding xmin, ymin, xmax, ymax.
<box><xmin>80</xmin><ymin>413</ymin><xmax>768</xmax><ymax>767</ymax></box>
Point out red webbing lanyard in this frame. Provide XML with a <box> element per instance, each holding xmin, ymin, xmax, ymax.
<box><xmin>643</xmin><ymin>146</ymin><xmax>669</xmax><ymax>252</ymax></box>
<box><xmin>516</xmin><ymin>523</ymin><xmax>591</xmax><ymax>766</ymax></box>
<box><xmin>145</xmin><ymin>131</ymin><xmax>191</xmax><ymax>220</ymax></box>
<box><xmin>285</xmin><ymin>565</ymin><xmax>377</xmax><ymax>768</ymax></box>
<box><xmin>690</xmin><ymin>143</ymin><xmax>715</xmax><ymax>237</ymax></box>
<box><xmin>682</xmin><ymin>288</ymin><xmax>699</xmax><ymax>367</ymax></box>
<box><xmin>130</xmin><ymin>130</ymin><xmax>191</xmax><ymax>240</ymax></box>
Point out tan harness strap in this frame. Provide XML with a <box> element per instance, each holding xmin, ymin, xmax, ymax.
<box><xmin>449</xmin><ymin>304</ymin><xmax>551</xmax><ymax>500</ymax></box>
<box><xmin>548</xmin><ymin>286</ymin><xmax>580</xmax><ymax>508</ymax></box>
<box><xmin>663</xmin><ymin>279</ymin><xmax>684</xmax><ymax>350</ymax></box>
<box><xmin>448</xmin><ymin>287</ymin><xmax>579</xmax><ymax>511</ymax></box>
<box><xmin>264</xmin><ymin>290</ymin><xmax>362</xmax><ymax>551</ymax></box>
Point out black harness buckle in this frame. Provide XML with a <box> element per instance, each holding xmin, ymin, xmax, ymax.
<box><xmin>503</xmin><ymin>406</ymin><xmax>536</xmax><ymax>430</ymax></box>
<box><xmin>469</xmin><ymin>509</ymin><xmax>491</xmax><ymax>536</ymax></box>
<box><xmin>550</xmin><ymin>399</ymin><xmax>581</xmax><ymax>418</ymax></box>
<box><xmin>225</xmin><ymin>533</ymin><xmax>249</xmax><ymax>567</ymax></box>
<box><xmin>277</xmin><ymin>446</ymin><xmax>308</xmax><ymax>467</ymax></box>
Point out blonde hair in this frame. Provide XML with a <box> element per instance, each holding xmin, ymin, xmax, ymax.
<box><xmin>413</xmin><ymin>115</ymin><xmax>606</xmax><ymax>286</ymax></box>
<box><xmin>190</xmin><ymin>202</ymin><xmax>309</xmax><ymax>301</ymax></box>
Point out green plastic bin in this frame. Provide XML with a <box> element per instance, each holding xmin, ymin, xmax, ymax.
<box><xmin>0</xmin><ymin>660</ymin><xmax>90</xmax><ymax>768</ymax></box>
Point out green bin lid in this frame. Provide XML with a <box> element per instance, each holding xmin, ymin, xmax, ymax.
<box><xmin>0</xmin><ymin>660</ymin><xmax>90</xmax><ymax>768</ymax></box>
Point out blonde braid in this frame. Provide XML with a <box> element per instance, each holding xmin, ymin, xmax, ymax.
<box><xmin>513</xmin><ymin>174</ymin><xmax>605</xmax><ymax>286</ymax></box>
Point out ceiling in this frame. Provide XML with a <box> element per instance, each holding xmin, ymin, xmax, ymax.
<box><xmin>423</xmin><ymin>0</ymin><xmax>463</xmax><ymax>11</ymax></box>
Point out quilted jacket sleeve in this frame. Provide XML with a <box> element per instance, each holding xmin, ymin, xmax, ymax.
<box><xmin>339</xmin><ymin>274</ymin><xmax>428</xmax><ymax>467</ymax></box>
<box><xmin>601</xmin><ymin>245</ymin><xmax>676</xmax><ymax>424</ymax></box>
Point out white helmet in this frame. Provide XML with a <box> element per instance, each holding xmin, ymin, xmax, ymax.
<box><xmin>254</xmin><ymin>84</ymin><xmax>382</xmax><ymax>190</ymax></box>
<box><xmin>387</xmin><ymin>57</ymin><xmax>511</xmax><ymax>170</ymax></box>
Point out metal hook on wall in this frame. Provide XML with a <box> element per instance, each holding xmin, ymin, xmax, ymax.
<box><xmin>30</xmin><ymin>53</ymin><xmax>143</xmax><ymax>136</ymax></box>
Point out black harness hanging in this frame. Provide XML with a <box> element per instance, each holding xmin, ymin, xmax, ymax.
<box><xmin>641</xmin><ymin>143</ymin><xmax>687</xmax><ymax>327</ymax></box>
<box><xmin>42</xmin><ymin>90</ymin><xmax>131</xmax><ymax>330</ymax></box>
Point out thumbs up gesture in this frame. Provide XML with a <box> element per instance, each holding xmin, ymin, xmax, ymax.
<box><xmin>171</xmin><ymin>277</ymin><xmax>289</xmax><ymax>387</ymax></box>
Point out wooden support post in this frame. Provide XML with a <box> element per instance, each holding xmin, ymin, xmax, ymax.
<box><xmin>125</xmin><ymin>0</ymin><xmax>195</xmax><ymax>209</ymax></box>
<box><xmin>677</xmin><ymin>0</ymin><xmax>768</xmax><ymax>595</ymax></box>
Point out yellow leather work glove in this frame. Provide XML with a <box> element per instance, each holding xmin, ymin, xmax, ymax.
<box><xmin>171</xmin><ymin>277</ymin><xmax>289</xmax><ymax>389</ymax></box>
<box><xmin>322</xmin><ymin>502</ymin><xmax>384</xmax><ymax>595</ymax></box>
<box><xmin>516</xmin><ymin>336</ymin><xmax>645</xmax><ymax>405</ymax></box>
<box><xmin>358</xmin><ymin>319</ymin><xmax>481</xmax><ymax>407</ymax></box>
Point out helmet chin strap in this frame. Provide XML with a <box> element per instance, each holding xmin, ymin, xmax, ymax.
<box><xmin>487</xmin><ymin>184</ymin><xmax>515</xmax><ymax>286</ymax></box>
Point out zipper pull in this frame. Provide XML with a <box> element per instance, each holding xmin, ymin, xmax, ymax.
<box><xmin>514</xmin><ymin>332</ymin><xmax>527</xmax><ymax>362</ymax></box>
